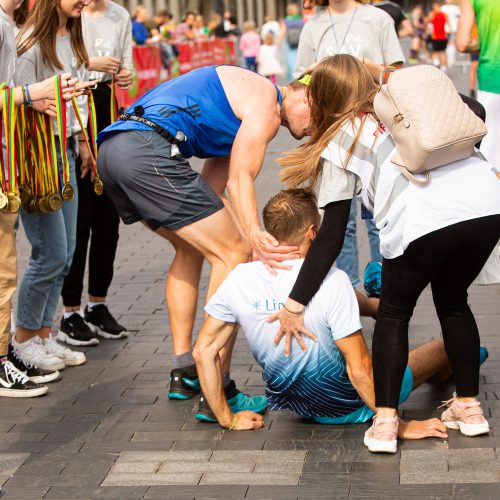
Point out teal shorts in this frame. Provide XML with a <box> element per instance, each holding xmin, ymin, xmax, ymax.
<box><xmin>313</xmin><ymin>366</ymin><xmax>413</xmax><ymax>425</ymax></box>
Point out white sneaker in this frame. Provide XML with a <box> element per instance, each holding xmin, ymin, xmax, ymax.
<box><xmin>43</xmin><ymin>334</ymin><xmax>86</xmax><ymax>367</ymax></box>
<box><xmin>11</xmin><ymin>335</ymin><xmax>65</xmax><ymax>371</ymax></box>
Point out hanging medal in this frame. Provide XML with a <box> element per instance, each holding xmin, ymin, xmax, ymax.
<box><xmin>71</xmin><ymin>96</ymin><xmax>103</xmax><ymax>196</ymax></box>
<box><xmin>54</xmin><ymin>75</ymin><xmax>74</xmax><ymax>201</ymax></box>
<box><xmin>16</xmin><ymin>104</ymin><xmax>31</xmax><ymax>206</ymax></box>
<box><xmin>0</xmin><ymin>84</ymin><xmax>8</xmax><ymax>210</ymax></box>
<box><xmin>1</xmin><ymin>85</ymin><xmax>21</xmax><ymax>213</ymax></box>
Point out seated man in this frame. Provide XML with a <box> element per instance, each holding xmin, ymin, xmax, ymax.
<box><xmin>194</xmin><ymin>189</ymin><xmax>487</xmax><ymax>437</ymax></box>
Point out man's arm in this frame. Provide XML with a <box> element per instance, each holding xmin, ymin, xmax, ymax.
<box><xmin>456</xmin><ymin>0</ymin><xmax>475</xmax><ymax>52</ymax></box>
<box><xmin>335</xmin><ymin>331</ymin><xmax>375</xmax><ymax>411</ymax></box>
<box><xmin>193</xmin><ymin>316</ymin><xmax>264</xmax><ymax>430</ymax></box>
<box><xmin>226</xmin><ymin>99</ymin><xmax>299</xmax><ymax>269</ymax></box>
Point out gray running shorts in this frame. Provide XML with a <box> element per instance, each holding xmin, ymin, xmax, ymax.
<box><xmin>97</xmin><ymin>130</ymin><xmax>224</xmax><ymax>231</ymax></box>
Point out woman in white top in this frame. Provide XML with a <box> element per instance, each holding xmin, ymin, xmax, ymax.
<box><xmin>271</xmin><ymin>55</ymin><xmax>500</xmax><ymax>454</ymax></box>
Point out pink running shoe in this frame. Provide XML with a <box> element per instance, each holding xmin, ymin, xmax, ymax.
<box><xmin>439</xmin><ymin>393</ymin><xmax>490</xmax><ymax>437</ymax></box>
<box><xmin>364</xmin><ymin>415</ymin><xmax>398</xmax><ymax>453</ymax></box>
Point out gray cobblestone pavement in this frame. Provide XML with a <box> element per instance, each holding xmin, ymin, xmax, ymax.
<box><xmin>1</xmin><ymin>62</ymin><xmax>499</xmax><ymax>499</ymax></box>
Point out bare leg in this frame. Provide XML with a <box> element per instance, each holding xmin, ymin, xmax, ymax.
<box><xmin>159</xmin><ymin>229</ymin><xmax>204</xmax><ymax>356</ymax></box>
<box><xmin>408</xmin><ymin>338</ymin><xmax>452</xmax><ymax>389</ymax></box>
<box><xmin>155</xmin><ymin>207</ymin><xmax>251</xmax><ymax>360</ymax></box>
<box><xmin>16</xmin><ymin>325</ymin><xmax>51</xmax><ymax>342</ymax></box>
<box><xmin>355</xmin><ymin>290</ymin><xmax>379</xmax><ymax>319</ymax></box>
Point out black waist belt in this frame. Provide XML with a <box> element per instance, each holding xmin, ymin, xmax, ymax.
<box><xmin>119</xmin><ymin>109</ymin><xmax>181</xmax><ymax>145</ymax></box>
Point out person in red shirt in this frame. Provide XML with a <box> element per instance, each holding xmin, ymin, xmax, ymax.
<box><xmin>428</xmin><ymin>2</ymin><xmax>451</xmax><ymax>71</ymax></box>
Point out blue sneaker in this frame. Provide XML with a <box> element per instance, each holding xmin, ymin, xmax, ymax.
<box><xmin>196</xmin><ymin>380</ymin><xmax>268</xmax><ymax>423</ymax></box>
<box><xmin>168</xmin><ymin>365</ymin><xmax>200</xmax><ymax>400</ymax></box>
<box><xmin>479</xmin><ymin>345</ymin><xmax>489</xmax><ymax>366</ymax></box>
<box><xmin>364</xmin><ymin>261</ymin><xmax>382</xmax><ymax>298</ymax></box>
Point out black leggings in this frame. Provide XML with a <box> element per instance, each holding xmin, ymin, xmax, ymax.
<box><xmin>61</xmin><ymin>83</ymin><xmax>120</xmax><ymax>307</ymax></box>
<box><xmin>373</xmin><ymin>215</ymin><xmax>500</xmax><ymax>409</ymax></box>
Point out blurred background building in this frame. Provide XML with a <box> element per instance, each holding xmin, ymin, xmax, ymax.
<box><xmin>115</xmin><ymin>0</ymin><xmax>292</xmax><ymax>28</ymax></box>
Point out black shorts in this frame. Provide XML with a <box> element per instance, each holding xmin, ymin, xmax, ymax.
<box><xmin>431</xmin><ymin>39</ymin><xmax>448</xmax><ymax>52</ymax></box>
<box><xmin>97</xmin><ymin>130</ymin><xmax>224</xmax><ymax>231</ymax></box>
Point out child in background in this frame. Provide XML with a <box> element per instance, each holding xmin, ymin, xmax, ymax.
<box><xmin>239</xmin><ymin>20</ymin><xmax>261</xmax><ymax>72</ymax></box>
<box><xmin>258</xmin><ymin>32</ymin><xmax>283</xmax><ymax>84</ymax></box>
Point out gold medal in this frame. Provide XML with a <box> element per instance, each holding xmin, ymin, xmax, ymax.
<box><xmin>47</xmin><ymin>193</ymin><xmax>63</xmax><ymax>212</ymax></box>
<box><xmin>18</xmin><ymin>185</ymin><xmax>31</xmax><ymax>206</ymax></box>
<box><xmin>93</xmin><ymin>176</ymin><xmax>104</xmax><ymax>196</ymax></box>
<box><xmin>37</xmin><ymin>196</ymin><xmax>50</xmax><ymax>213</ymax></box>
<box><xmin>61</xmin><ymin>183</ymin><xmax>75</xmax><ymax>201</ymax></box>
<box><xmin>6</xmin><ymin>193</ymin><xmax>21</xmax><ymax>213</ymax></box>
<box><xmin>0</xmin><ymin>191</ymin><xmax>8</xmax><ymax>211</ymax></box>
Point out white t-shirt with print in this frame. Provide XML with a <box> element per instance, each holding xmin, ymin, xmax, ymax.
<box><xmin>205</xmin><ymin>260</ymin><xmax>364</xmax><ymax>418</ymax></box>
<box><xmin>318</xmin><ymin>115</ymin><xmax>500</xmax><ymax>259</ymax></box>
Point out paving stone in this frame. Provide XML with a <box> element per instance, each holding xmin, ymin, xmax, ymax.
<box><xmin>144</xmin><ymin>485</ymin><xmax>248</xmax><ymax>498</ymax></box>
<box><xmin>103</xmin><ymin>472</ymin><xmax>202</xmax><ymax>486</ymax></box>
<box><xmin>157</xmin><ymin>461</ymin><xmax>254</xmax><ymax>473</ymax></box>
<box><xmin>111</xmin><ymin>461</ymin><xmax>160</xmax><ymax>473</ymax></box>
<box><xmin>246</xmin><ymin>486</ymin><xmax>350</xmax><ymax>498</ymax></box>
<box><xmin>118</xmin><ymin>451</ymin><xmax>212</xmax><ymax>462</ymax></box>
<box><xmin>200</xmin><ymin>472</ymin><xmax>301</xmax><ymax>485</ymax></box>
<box><xmin>253</xmin><ymin>462</ymin><xmax>304</xmax><ymax>473</ymax></box>
<box><xmin>210</xmin><ymin>450</ymin><xmax>306</xmax><ymax>463</ymax></box>
<box><xmin>43</xmin><ymin>485</ymin><xmax>149</xmax><ymax>498</ymax></box>
<box><xmin>401</xmin><ymin>470</ymin><xmax>499</xmax><ymax>484</ymax></box>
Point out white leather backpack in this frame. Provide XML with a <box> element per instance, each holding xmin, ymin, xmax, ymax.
<box><xmin>373</xmin><ymin>65</ymin><xmax>487</xmax><ymax>184</ymax></box>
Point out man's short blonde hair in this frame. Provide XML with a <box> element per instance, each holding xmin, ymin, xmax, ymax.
<box><xmin>263</xmin><ymin>189</ymin><xmax>320</xmax><ymax>244</ymax></box>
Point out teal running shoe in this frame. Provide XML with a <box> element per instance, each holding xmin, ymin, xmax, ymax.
<box><xmin>168</xmin><ymin>365</ymin><xmax>200</xmax><ymax>400</ymax></box>
<box><xmin>195</xmin><ymin>380</ymin><xmax>268</xmax><ymax>423</ymax></box>
<box><xmin>479</xmin><ymin>345</ymin><xmax>489</xmax><ymax>366</ymax></box>
<box><xmin>364</xmin><ymin>261</ymin><xmax>382</xmax><ymax>298</ymax></box>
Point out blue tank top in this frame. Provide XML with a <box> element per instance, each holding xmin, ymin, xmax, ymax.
<box><xmin>98</xmin><ymin>66</ymin><xmax>283</xmax><ymax>159</ymax></box>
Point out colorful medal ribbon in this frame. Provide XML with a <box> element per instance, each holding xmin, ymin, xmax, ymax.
<box><xmin>71</xmin><ymin>97</ymin><xmax>103</xmax><ymax>195</ymax></box>
<box><xmin>0</xmin><ymin>83</ymin><xmax>7</xmax><ymax>210</ymax></box>
<box><xmin>110</xmin><ymin>75</ymin><xmax>117</xmax><ymax>123</ymax></box>
<box><xmin>0</xmin><ymin>84</ymin><xmax>20</xmax><ymax>212</ymax></box>
<box><xmin>54</xmin><ymin>75</ymin><xmax>74</xmax><ymax>201</ymax></box>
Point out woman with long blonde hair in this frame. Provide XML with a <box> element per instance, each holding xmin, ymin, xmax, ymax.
<box><xmin>270</xmin><ymin>54</ymin><xmax>500</xmax><ymax>453</ymax></box>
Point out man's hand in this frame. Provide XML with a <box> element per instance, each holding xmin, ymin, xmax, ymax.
<box><xmin>398</xmin><ymin>418</ymin><xmax>448</xmax><ymax>440</ymax></box>
<box><xmin>89</xmin><ymin>56</ymin><xmax>122</xmax><ymax>74</ymax></box>
<box><xmin>267</xmin><ymin>299</ymin><xmax>317</xmax><ymax>357</ymax></box>
<box><xmin>251</xmin><ymin>229</ymin><xmax>300</xmax><ymax>274</ymax></box>
<box><xmin>226</xmin><ymin>411</ymin><xmax>265</xmax><ymax>430</ymax></box>
<box><xmin>115</xmin><ymin>69</ymin><xmax>133</xmax><ymax>89</ymax></box>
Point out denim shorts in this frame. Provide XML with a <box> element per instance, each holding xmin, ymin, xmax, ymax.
<box><xmin>313</xmin><ymin>366</ymin><xmax>414</xmax><ymax>425</ymax></box>
<box><xmin>97</xmin><ymin>130</ymin><xmax>224</xmax><ymax>231</ymax></box>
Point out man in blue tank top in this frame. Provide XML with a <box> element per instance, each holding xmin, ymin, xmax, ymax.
<box><xmin>97</xmin><ymin>65</ymin><xmax>312</xmax><ymax>414</ymax></box>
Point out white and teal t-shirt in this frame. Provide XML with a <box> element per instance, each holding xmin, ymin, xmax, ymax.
<box><xmin>205</xmin><ymin>260</ymin><xmax>364</xmax><ymax>418</ymax></box>
<box><xmin>318</xmin><ymin>115</ymin><xmax>500</xmax><ymax>259</ymax></box>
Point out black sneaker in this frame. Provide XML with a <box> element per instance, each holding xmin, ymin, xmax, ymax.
<box><xmin>7</xmin><ymin>344</ymin><xmax>60</xmax><ymax>384</ymax></box>
<box><xmin>168</xmin><ymin>364</ymin><xmax>200</xmax><ymax>400</ymax></box>
<box><xmin>57</xmin><ymin>313</ymin><xmax>100</xmax><ymax>346</ymax></box>
<box><xmin>195</xmin><ymin>380</ymin><xmax>268</xmax><ymax>423</ymax></box>
<box><xmin>84</xmin><ymin>305</ymin><xmax>128</xmax><ymax>339</ymax></box>
<box><xmin>0</xmin><ymin>358</ymin><xmax>48</xmax><ymax>398</ymax></box>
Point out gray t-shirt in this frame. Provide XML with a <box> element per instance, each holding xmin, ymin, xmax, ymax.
<box><xmin>0</xmin><ymin>9</ymin><xmax>16</xmax><ymax>86</ymax></box>
<box><xmin>83</xmin><ymin>1</ymin><xmax>133</xmax><ymax>82</ymax></box>
<box><xmin>16</xmin><ymin>34</ymin><xmax>89</xmax><ymax>137</ymax></box>
<box><xmin>294</xmin><ymin>4</ymin><xmax>405</xmax><ymax>77</ymax></box>
<box><xmin>0</xmin><ymin>9</ymin><xmax>15</xmax><ymax>157</ymax></box>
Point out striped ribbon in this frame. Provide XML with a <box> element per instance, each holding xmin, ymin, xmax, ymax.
<box><xmin>110</xmin><ymin>75</ymin><xmax>117</xmax><ymax>123</ymax></box>
<box><xmin>0</xmin><ymin>85</ymin><xmax>17</xmax><ymax>193</ymax></box>
<box><xmin>54</xmin><ymin>75</ymin><xmax>70</xmax><ymax>186</ymax></box>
